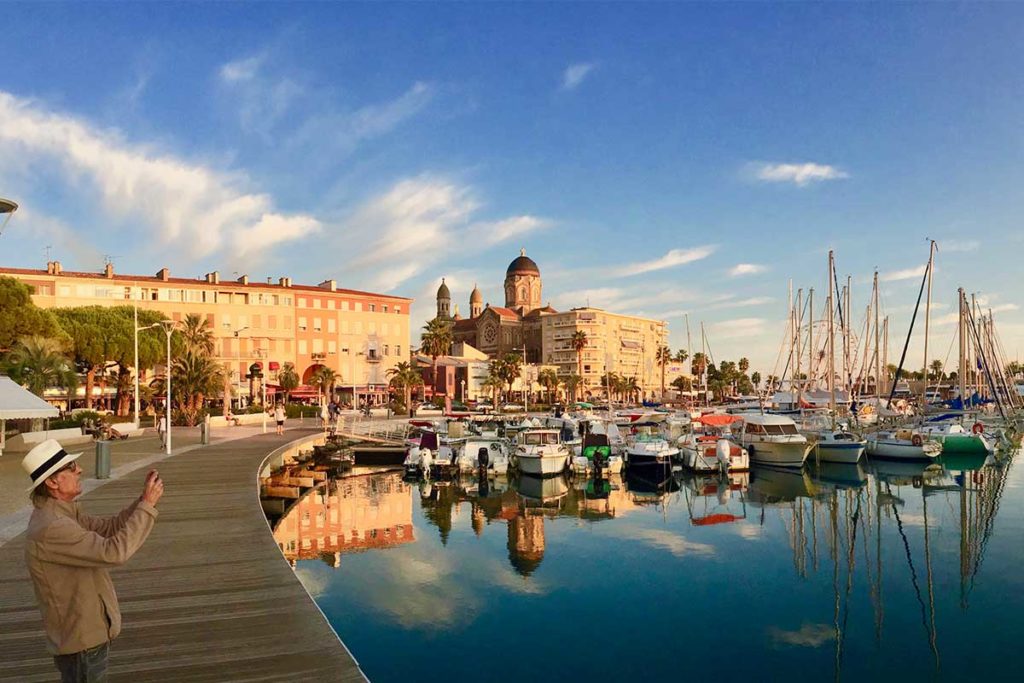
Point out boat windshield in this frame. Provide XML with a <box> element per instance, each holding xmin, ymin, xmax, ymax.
<box><xmin>524</xmin><ymin>432</ymin><xmax>559</xmax><ymax>446</ymax></box>
<box><xmin>763</xmin><ymin>424</ymin><xmax>799</xmax><ymax>436</ymax></box>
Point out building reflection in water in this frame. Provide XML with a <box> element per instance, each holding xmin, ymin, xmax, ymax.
<box><xmin>270</xmin><ymin>470</ymin><xmax>415</xmax><ymax>568</ymax></box>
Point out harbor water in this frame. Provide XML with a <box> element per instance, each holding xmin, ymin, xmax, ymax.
<box><xmin>269</xmin><ymin>452</ymin><xmax>1022</xmax><ymax>682</ymax></box>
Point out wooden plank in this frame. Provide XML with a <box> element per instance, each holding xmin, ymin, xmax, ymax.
<box><xmin>0</xmin><ymin>429</ymin><xmax>366</xmax><ymax>682</ymax></box>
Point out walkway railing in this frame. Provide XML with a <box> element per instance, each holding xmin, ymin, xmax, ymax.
<box><xmin>332</xmin><ymin>415</ymin><xmax>410</xmax><ymax>445</ymax></box>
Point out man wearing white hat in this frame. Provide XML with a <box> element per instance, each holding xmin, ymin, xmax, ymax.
<box><xmin>21</xmin><ymin>439</ymin><xmax>164</xmax><ymax>682</ymax></box>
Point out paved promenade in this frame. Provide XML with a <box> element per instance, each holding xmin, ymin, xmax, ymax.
<box><xmin>0</xmin><ymin>426</ymin><xmax>366</xmax><ymax>682</ymax></box>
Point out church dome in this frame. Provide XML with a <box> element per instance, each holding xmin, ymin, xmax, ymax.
<box><xmin>436</xmin><ymin>278</ymin><xmax>450</xmax><ymax>298</ymax></box>
<box><xmin>506</xmin><ymin>248</ymin><xmax>540</xmax><ymax>276</ymax></box>
<box><xmin>470</xmin><ymin>284</ymin><xmax>483</xmax><ymax>303</ymax></box>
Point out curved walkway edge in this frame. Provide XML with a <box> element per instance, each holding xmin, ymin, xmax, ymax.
<box><xmin>0</xmin><ymin>429</ymin><xmax>367</xmax><ymax>682</ymax></box>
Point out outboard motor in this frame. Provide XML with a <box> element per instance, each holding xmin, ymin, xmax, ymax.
<box><xmin>716</xmin><ymin>439</ymin><xmax>732</xmax><ymax>475</ymax></box>
<box><xmin>478</xmin><ymin>446</ymin><xmax>490</xmax><ymax>470</ymax></box>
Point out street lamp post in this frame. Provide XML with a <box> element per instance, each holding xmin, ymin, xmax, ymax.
<box><xmin>233</xmin><ymin>326</ymin><xmax>250</xmax><ymax>412</ymax></box>
<box><xmin>135</xmin><ymin>320</ymin><xmax>160</xmax><ymax>429</ymax></box>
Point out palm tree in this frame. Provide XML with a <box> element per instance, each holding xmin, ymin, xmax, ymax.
<box><xmin>179</xmin><ymin>313</ymin><xmax>216</xmax><ymax>355</ymax></box>
<box><xmin>537</xmin><ymin>368</ymin><xmax>559</xmax><ymax>403</ymax></box>
<box><xmin>277</xmin><ymin>362</ymin><xmax>300</xmax><ymax>403</ymax></box>
<box><xmin>170</xmin><ymin>351</ymin><xmax>225</xmax><ymax>426</ymax></box>
<box><xmin>624</xmin><ymin>376</ymin><xmax>640</xmax><ymax>404</ymax></box>
<box><xmin>570</xmin><ymin>330</ymin><xmax>588</xmax><ymax>389</ymax></box>
<box><xmin>4</xmin><ymin>335</ymin><xmax>78</xmax><ymax>398</ymax></box>
<box><xmin>309</xmin><ymin>366</ymin><xmax>340</xmax><ymax>402</ymax></box>
<box><xmin>420</xmin><ymin>318</ymin><xmax>453</xmax><ymax>398</ymax></box>
<box><xmin>691</xmin><ymin>352</ymin><xmax>708</xmax><ymax>381</ymax></box>
<box><xmin>563</xmin><ymin>374</ymin><xmax>583</xmax><ymax>403</ymax></box>
<box><xmin>929</xmin><ymin>359</ymin><xmax>944</xmax><ymax>382</ymax></box>
<box><xmin>655</xmin><ymin>345</ymin><xmax>672</xmax><ymax>400</ymax></box>
<box><xmin>386</xmin><ymin>361</ymin><xmax>423</xmax><ymax>412</ymax></box>
<box><xmin>739</xmin><ymin>357</ymin><xmax>750</xmax><ymax>376</ymax></box>
<box><xmin>499</xmin><ymin>353</ymin><xmax>523</xmax><ymax>399</ymax></box>
<box><xmin>481</xmin><ymin>374</ymin><xmax>503</xmax><ymax>408</ymax></box>
<box><xmin>751</xmin><ymin>371</ymin><xmax>762</xmax><ymax>390</ymax></box>
<box><xmin>673</xmin><ymin>349</ymin><xmax>689</xmax><ymax>365</ymax></box>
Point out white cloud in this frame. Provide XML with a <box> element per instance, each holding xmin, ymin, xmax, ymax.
<box><xmin>0</xmin><ymin>91</ymin><xmax>320</xmax><ymax>264</ymax></box>
<box><xmin>880</xmin><ymin>265</ymin><xmax>927</xmax><ymax>282</ymax></box>
<box><xmin>625</xmin><ymin>527</ymin><xmax>716</xmax><ymax>558</ymax></box>
<box><xmin>729</xmin><ymin>263</ymin><xmax>767</xmax><ymax>277</ymax></box>
<box><xmin>943</xmin><ymin>239</ymin><xmax>980</xmax><ymax>253</ymax></box>
<box><xmin>769</xmin><ymin>623</ymin><xmax>834</xmax><ymax>648</ymax></box>
<box><xmin>342</xmin><ymin>176</ymin><xmax>550</xmax><ymax>292</ymax></box>
<box><xmin>219</xmin><ymin>54</ymin><xmax>264</xmax><ymax>83</ymax></box>
<box><xmin>562</xmin><ymin>62</ymin><xmax>595</xmax><ymax>90</ymax></box>
<box><xmin>709</xmin><ymin>318</ymin><xmax>768</xmax><ymax>339</ymax></box>
<box><xmin>613</xmin><ymin>245</ymin><xmax>716</xmax><ymax>277</ymax></box>
<box><xmin>753</xmin><ymin>162</ymin><xmax>849</xmax><ymax>187</ymax></box>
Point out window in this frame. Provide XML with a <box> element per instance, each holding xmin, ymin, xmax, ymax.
<box><xmin>354</xmin><ymin>302</ymin><xmax>362</xmax><ymax>312</ymax></box>
<box><xmin>272</xmin><ymin>294</ymin><xmax>280</xmax><ymax>305</ymax></box>
<box><xmin>283</xmin><ymin>297</ymin><xmax>292</xmax><ymax>306</ymax></box>
<box><xmin>252</xmin><ymin>315</ymin><xmax>261</xmax><ymax>329</ymax></box>
<box><xmin>383</xmin><ymin>344</ymin><xmax>389</xmax><ymax>356</ymax></box>
<box><xmin>312</xmin><ymin>339</ymin><xmax>323</xmax><ymax>354</ymax></box>
<box><xmin>298</xmin><ymin>340</ymin><xmax>308</xmax><ymax>354</ymax></box>
<box><xmin>222</xmin><ymin>314</ymin><xmax>232</xmax><ymax>330</ymax></box>
<box><xmin>238</xmin><ymin>315</ymin><xmax>248</xmax><ymax>329</ymax></box>
<box><xmin>341</xmin><ymin>301</ymin><xmax>349</xmax><ymax>311</ymax></box>
<box><xmin>313</xmin><ymin>299</ymin><xmax>321</xmax><ymax>309</ymax></box>
<box><xmin>382</xmin><ymin>305</ymin><xmax>388</xmax><ymax>313</ymax></box>
<box><xmin>328</xmin><ymin>341</ymin><xmax>337</xmax><ymax>354</ymax></box>
<box><xmin>369</xmin><ymin>304</ymin><xmax>376</xmax><ymax>312</ymax></box>
<box><xmin>298</xmin><ymin>298</ymin><xmax>306</xmax><ymax>308</ymax></box>
<box><xmin>394</xmin><ymin>306</ymin><xmax>401</xmax><ymax>314</ymax></box>
<box><xmin>298</xmin><ymin>317</ymin><xmax>307</xmax><ymax>331</ymax></box>
<box><xmin>341</xmin><ymin>321</ymin><xmax>349</xmax><ymax>333</ymax></box>
<box><xmin>328</xmin><ymin>319</ymin><xmax>336</xmax><ymax>333</ymax></box>
<box><xmin>313</xmin><ymin>317</ymin><xmax>322</xmax><ymax>332</ymax></box>
<box><xmin>284</xmin><ymin>316</ymin><xmax>292</xmax><ymax>329</ymax></box>
<box><xmin>59</xmin><ymin>285</ymin><xmax>71</xmax><ymax>297</ymax></box>
<box><xmin>328</xmin><ymin>300</ymin><xmax>335</xmax><ymax>309</ymax></box>
<box><xmin>381</xmin><ymin>323</ymin><xmax>389</xmax><ymax>335</ymax></box>
<box><xmin>269</xmin><ymin>315</ymin><xmax>277</xmax><ymax>330</ymax></box>
<box><xmin>396</xmin><ymin>345</ymin><xmax>401</xmax><ymax>357</ymax></box>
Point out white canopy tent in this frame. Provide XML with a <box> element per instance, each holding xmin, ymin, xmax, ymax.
<box><xmin>0</xmin><ymin>376</ymin><xmax>59</xmax><ymax>455</ymax></box>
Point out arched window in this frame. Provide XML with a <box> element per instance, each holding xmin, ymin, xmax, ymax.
<box><xmin>519</xmin><ymin>287</ymin><xmax>526</xmax><ymax>300</ymax></box>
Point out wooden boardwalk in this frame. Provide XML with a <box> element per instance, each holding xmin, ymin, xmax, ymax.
<box><xmin>0</xmin><ymin>429</ymin><xmax>367</xmax><ymax>682</ymax></box>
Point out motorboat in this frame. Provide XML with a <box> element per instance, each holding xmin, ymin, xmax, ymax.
<box><xmin>677</xmin><ymin>414</ymin><xmax>749</xmax><ymax>473</ymax></box>
<box><xmin>457</xmin><ymin>437</ymin><xmax>512</xmax><ymax>475</ymax></box>
<box><xmin>919</xmin><ymin>420</ymin><xmax>993</xmax><ymax>456</ymax></box>
<box><xmin>866</xmin><ymin>427</ymin><xmax>941</xmax><ymax>460</ymax></box>
<box><xmin>810</xmin><ymin>429</ymin><xmax>866</xmax><ymax>464</ymax></box>
<box><xmin>738</xmin><ymin>414</ymin><xmax>813</xmax><ymax>468</ymax></box>
<box><xmin>514</xmin><ymin>429</ymin><xmax>570</xmax><ymax>477</ymax></box>
<box><xmin>577</xmin><ymin>433</ymin><xmax>624</xmax><ymax>476</ymax></box>
<box><xmin>624</xmin><ymin>426</ymin><xmax>678</xmax><ymax>473</ymax></box>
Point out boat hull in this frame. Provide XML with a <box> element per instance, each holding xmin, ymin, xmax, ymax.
<box><xmin>815</xmin><ymin>441</ymin><xmax>866</xmax><ymax>464</ymax></box>
<box><xmin>517</xmin><ymin>453</ymin><xmax>568</xmax><ymax>477</ymax></box>
<box><xmin>865</xmin><ymin>437</ymin><xmax>940</xmax><ymax>460</ymax></box>
<box><xmin>744</xmin><ymin>440</ymin><xmax>811</xmax><ymax>468</ymax></box>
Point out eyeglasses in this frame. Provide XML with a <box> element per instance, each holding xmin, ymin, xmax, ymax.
<box><xmin>55</xmin><ymin>461</ymin><xmax>80</xmax><ymax>475</ymax></box>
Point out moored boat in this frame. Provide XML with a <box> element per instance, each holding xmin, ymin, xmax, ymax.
<box><xmin>738</xmin><ymin>414</ymin><xmax>813</xmax><ymax>468</ymax></box>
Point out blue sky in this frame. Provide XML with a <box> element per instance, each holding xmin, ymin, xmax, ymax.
<box><xmin>1</xmin><ymin>3</ymin><xmax>1022</xmax><ymax>373</ymax></box>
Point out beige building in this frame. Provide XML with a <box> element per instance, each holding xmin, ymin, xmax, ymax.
<box><xmin>542</xmin><ymin>307</ymin><xmax>670</xmax><ymax>398</ymax></box>
<box><xmin>1</xmin><ymin>261</ymin><xmax>411</xmax><ymax>404</ymax></box>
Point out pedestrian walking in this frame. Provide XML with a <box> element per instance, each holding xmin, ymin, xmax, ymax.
<box><xmin>22</xmin><ymin>439</ymin><xmax>163</xmax><ymax>683</ymax></box>
<box><xmin>274</xmin><ymin>403</ymin><xmax>286</xmax><ymax>435</ymax></box>
<box><xmin>156</xmin><ymin>412</ymin><xmax>166</xmax><ymax>449</ymax></box>
<box><xmin>319</xmin><ymin>402</ymin><xmax>329</xmax><ymax>430</ymax></box>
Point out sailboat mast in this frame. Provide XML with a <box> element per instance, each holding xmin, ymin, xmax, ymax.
<box><xmin>701</xmin><ymin>321</ymin><xmax>707</xmax><ymax>407</ymax></box>
<box><xmin>828</xmin><ymin>251</ymin><xmax>836</xmax><ymax>413</ymax></box>
<box><xmin>922</xmin><ymin>240</ymin><xmax>936</xmax><ymax>409</ymax></box>
<box><xmin>809</xmin><ymin>288</ymin><xmax>815</xmax><ymax>385</ymax></box>
<box><xmin>958</xmin><ymin>288</ymin><xmax>967</xmax><ymax>405</ymax></box>
<box><xmin>845</xmin><ymin>276</ymin><xmax>852</xmax><ymax>394</ymax></box>
<box><xmin>873</xmin><ymin>271</ymin><xmax>881</xmax><ymax>398</ymax></box>
<box><xmin>796</xmin><ymin>288</ymin><xmax>803</xmax><ymax>398</ymax></box>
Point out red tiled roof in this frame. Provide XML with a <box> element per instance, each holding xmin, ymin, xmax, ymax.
<box><xmin>488</xmin><ymin>306</ymin><xmax>521</xmax><ymax>320</ymax></box>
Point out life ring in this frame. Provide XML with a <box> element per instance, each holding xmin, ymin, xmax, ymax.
<box><xmin>911</xmin><ymin>434</ymin><xmax>923</xmax><ymax>447</ymax></box>
<box><xmin>972</xmin><ymin>422</ymin><xmax>984</xmax><ymax>435</ymax></box>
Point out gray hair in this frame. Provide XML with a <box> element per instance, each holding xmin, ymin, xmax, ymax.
<box><xmin>30</xmin><ymin>482</ymin><xmax>52</xmax><ymax>504</ymax></box>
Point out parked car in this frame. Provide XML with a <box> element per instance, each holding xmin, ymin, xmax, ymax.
<box><xmin>501</xmin><ymin>403</ymin><xmax>525</xmax><ymax>412</ymax></box>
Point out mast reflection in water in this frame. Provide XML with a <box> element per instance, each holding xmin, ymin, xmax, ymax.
<box><xmin>264</xmin><ymin>451</ymin><xmax>1021</xmax><ymax>683</ymax></box>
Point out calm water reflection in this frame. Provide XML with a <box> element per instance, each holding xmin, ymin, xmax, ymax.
<box><xmin>269</xmin><ymin>452</ymin><xmax>1022</xmax><ymax>682</ymax></box>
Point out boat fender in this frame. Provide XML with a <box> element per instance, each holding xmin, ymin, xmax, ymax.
<box><xmin>972</xmin><ymin>422</ymin><xmax>984</xmax><ymax>435</ymax></box>
<box><xmin>911</xmin><ymin>434</ymin><xmax>923</xmax><ymax>447</ymax></box>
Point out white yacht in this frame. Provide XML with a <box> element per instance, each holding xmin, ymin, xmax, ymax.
<box><xmin>866</xmin><ymin>428</ymin><xmax>942</xmax><ymax>460</ymax></box>
<box><xmin>457</xmin><ymin>437</ymin><xmax>512</xmax><ymax>475</ymax></box>
<box><xmin>738</xmin><ymin>414</ymin><xmax>813</xmax><ymax>468</ymax></box>
<box><xmin>514</xmin><ymin>429</ymin><xmax>569</xmax><ymax>477</ymax></box>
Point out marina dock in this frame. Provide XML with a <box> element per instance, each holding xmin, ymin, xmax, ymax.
<box><xmin>0</xmin><ymin>429</ymin><xmax>366</xmax><ymax>682</ymax></box>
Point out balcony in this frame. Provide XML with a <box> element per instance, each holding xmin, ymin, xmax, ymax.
<box><xmin>365</xmin><ymin>351</ymin><xmax>382</xmax><ymax>363</ymax></box>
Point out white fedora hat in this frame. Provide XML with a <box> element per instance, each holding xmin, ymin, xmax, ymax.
<box><xmin>22</xmin><ymin>439</ymin><xmax>83</xmax><ymax>492</ymax></box>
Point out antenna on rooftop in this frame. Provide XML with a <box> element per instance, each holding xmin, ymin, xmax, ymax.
<box><xmin>44</xmin><ymin>245</ymin><xmax>53</xmax><ymax>261</ymax></box>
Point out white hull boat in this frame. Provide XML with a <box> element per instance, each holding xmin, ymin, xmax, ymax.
<box><xmin>866</xmin><ymin>430</ymin><xmax>941</xmax><ymax>460</ymax></box>
<box><xmin>810</xmin><ymin>431</ymin><xmax>867</xmax><ymax>464</ymax></box>
<box><xmin>739</xmin><ymin>414</ymin><xmax>812</xmax><ymax>468</ymax></box>
<box><xmin>515</xmin><ymin>428</ymin><xmax>569</xmax><ymax>477</ymax></box>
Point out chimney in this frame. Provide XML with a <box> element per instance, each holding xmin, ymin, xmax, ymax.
<box><xmin>53</xmin><ymin>261</ymin><xmax>63</xmax><ymax>275</ymax></box>
<box><xmin>266</xmin><ymin>277</ymin><xmax>272</xmax><ymax>284</ymax></box>
<box><xmin>156</xmin><ymin>267</ymin><xmax>169</xmax><ymax>281</ymax></box>
<box><xmin>104</xmin><ymin>263</ymin><xmax>114</xmax><ymax>279</ymax></box>
<box><xmin>237</xmin><ymin>274</ymin><xmax>248</xmax><ymax>285</ymax></box>
<box><xmin>46</xmin><ymin>261</ymin><xmax>55</xmax><ymax>274</ymax></box>
<box><xmin>318</xmin><ymin>279</ymin><xmax>336</xmax><ymax>292</ymax></box>
<box><xmin>205</xmin><ymin>271</ymin><xmax>219</xmax><ymax>284</ymax></box>
<box><xmin>278</xmin><ymin>277</ymin><xmax>291</xmax><ymax>288</ymax></box>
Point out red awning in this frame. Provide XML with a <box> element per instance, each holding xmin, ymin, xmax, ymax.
<box><xmin>698</xmin><ymin>414</ymin><xmax>741</xmax><ymax>427</ymax></box>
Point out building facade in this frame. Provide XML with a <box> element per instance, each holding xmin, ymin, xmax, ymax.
<box><xmin>438</xmin><ymin>250</ymin><xmax>671</xmax><ymax>399</ymax></box>
<box><xmin>1</xmin><ymin>261</ymin><xmax>411</xmax><ymax>404</ymax></box>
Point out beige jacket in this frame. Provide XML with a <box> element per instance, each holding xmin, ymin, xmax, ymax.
<box><xmin>25</xmin><ymin>496</ymin><xmax>158</xmax><ymax>655</ymax></box>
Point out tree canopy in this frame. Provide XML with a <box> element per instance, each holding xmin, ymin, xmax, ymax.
<box><xmin>0</xmin><ymin>277</ymin><xmax>65</xmax><ymax>352</ymax></box>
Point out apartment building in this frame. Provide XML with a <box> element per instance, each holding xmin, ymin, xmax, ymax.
<box><xmin>542</xmin><ymin>307</ymin><xmax>670</xmax><ymax>397</ymax></box>
<box><xmin>1</xmin><ymin>261</ymin><xmax>411</xmax><ymax>404</ymax></box>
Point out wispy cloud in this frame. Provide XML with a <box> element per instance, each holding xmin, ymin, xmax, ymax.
<box><xmin>0</xmin><ymin>90</ymin><xmax>320</xmax><ymax>266</ymax></box>
<box><xmin>613</xmin><ymin>245</ymin><xmax>716</xmax><ymax>278</ymax></box>
<box><xmin>709</xmin><ymin>318</ymin><xmax>768</xmax><ymax>338</ymax></box>
<box><xmin>768</xmin><ymin>623</ymin><xmax>834</xmax><ymax>648</ymax></box>
<box><xmin>729</xmin><ymin>263</ymin><xmax>767</xmax><ymax>277</ymax></box>
<box><xmin>219</xmin><ymin>54</ymin><xmax>264</xmax><ymax>83</ymax></box>
<box><xmin>880</xmin><ymin>264</ymin><xmax>926</xmax><ymax>282</ymax></box>
<box><xmin>752</xmin><ymin>162</ymin><xmax>849</xmax><ymax>187</ymax></box>
<box><xmin>342</xmin><ymin>176</ymin><xmax>550</xmax><ymax>292</ymax></box>
<box><xmin>561</xmin><ymin>62</ymin><xmax>595</xmax><ymax>90</ymax></box>
<box><xmin>942</xmin><ymin>239</ymin><xmax>979</xmax><ymax>253</ymax></box>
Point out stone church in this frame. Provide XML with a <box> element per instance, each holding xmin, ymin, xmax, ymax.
<box><xmin>435</xmin><ymin>249</ymin><xmax>556</xmax><ymax>363</ymax></box>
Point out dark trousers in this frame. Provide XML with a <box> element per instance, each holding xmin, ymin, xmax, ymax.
<box><xmin>54</xmin><ymin>642</ymin><xmax>109</xmax><ymax>683</ymax></box>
